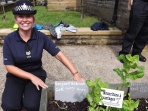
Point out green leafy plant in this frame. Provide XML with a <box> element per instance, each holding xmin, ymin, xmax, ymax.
<box><xmin>113</xmin><ymin>54</ymin><xmax>144</xmax><ymax>88</ymax></box>
<box><xmin>86</xmin><ymin>54</ymin><xmax>144</xmax><ymax>111</ymax></box>
<box><xmin>86</xmin><ymin>78</ymin><xmax>109</xmax><ymax>111</ymax></box>
<box><xmin>107</xmin><ymin>94</ymin><xmax>139</xmax><ymax>111</ymax></box>
<box><xmin>112</xmin><ymin>54</ymin><xmax>143</xmax><ymax>111</ymax></box>
<box><xmin>122</xmin><ymin>94</ymin><xmax>139</xmax><ymax>111</ymax></box>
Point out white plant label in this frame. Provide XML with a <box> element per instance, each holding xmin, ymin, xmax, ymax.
<box><xmin>101</xmin><ymin>88</ymin><xmax>124</xmax><ymax>108</ymax></box>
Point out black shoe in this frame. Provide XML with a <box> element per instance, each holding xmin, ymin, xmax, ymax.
<box><xmin>139</xmin><ymin>54</ymin><xmax>146</xmax><ymax>62</ymax></box>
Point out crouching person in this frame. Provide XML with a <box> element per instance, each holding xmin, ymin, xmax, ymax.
<box><xmin>1</xmin><ymin>0</ymin><xmax>84</xmax><ymax>111</ymax></box>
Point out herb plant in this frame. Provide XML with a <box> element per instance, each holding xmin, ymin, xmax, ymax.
<box><xmin>86</xmin><ymin>54</ymin><xmax>144</xmax><ymax>111</ymax></box>
<box><xmin>113</xmin><ymin>54</ymin><xmax>144</xmax><ymax>88</ymax></box>
<box><xmin>122</xmin><ymin>94</ymin><xmax>139</xmax><ymax>111</ymax></box>
<box><xmin>111</xmin><ymin>54</ymin><xmax>144</xmax><ymax>111</ymax></box>
<box><xmin>86</xmin><ymin>78</ymin><xmax>109</xmax><ymax>111</ymax></box>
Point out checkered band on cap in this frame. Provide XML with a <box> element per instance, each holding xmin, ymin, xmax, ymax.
<box><xmin>12</xmin><ymin>0</ymin><xmax>37</xmax><ymax>15</ymax></box>
<box><xmin>14</xmin><ymin>3</ymin><xmax>34</xmax><ymax>11</ymax></box>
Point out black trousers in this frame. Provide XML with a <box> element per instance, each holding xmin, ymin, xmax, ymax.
<box><xmin>1</xmin><ymin>69</ymin><xmax>46</xmax><ymax>111</ymax></box>
<box><xmin>119</xmin><ymin>0</ymin><xmax>148</xmax><ymax>55</ymax></box>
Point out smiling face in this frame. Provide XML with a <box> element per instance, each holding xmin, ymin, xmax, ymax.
<box><xmin>14</xmin><ymin>14</ymin><xmax>35</xmax><ymax>32</ymax></box>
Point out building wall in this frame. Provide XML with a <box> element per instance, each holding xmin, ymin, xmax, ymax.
<box><xmin>83</xmin><ymin>0</ymin><xmax>130</xmax><ymax>30</ymax></box>
<box><xmin>46</xmin><ymin>0</ymin><xmax>130</xmax><ymax>30</ymax></box>
<box><xmin>46</xmin><ymin>0</ymin><xmax>81</xmax><ymax>11</ymax></box>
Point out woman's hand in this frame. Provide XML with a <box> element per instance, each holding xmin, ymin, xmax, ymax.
<box><xmin>30</xmin><ymin>76</ymin><xmax>48</xmax><ymax>90</ymax></box>
<box><xmin>73</xmin><ymin>73</ymin><xmax>85</xmax><ymax>81</ymax></box>
<box><xmin>5</xmin><ymin>65</ymin><xmax>48</xmax><ymax>90</ymax></box>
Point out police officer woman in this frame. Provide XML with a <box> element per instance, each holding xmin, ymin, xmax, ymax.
<box><xmin>1</xmin><ymin>0</ymin><xmax>84</xmax><ymax>111</ymax></box>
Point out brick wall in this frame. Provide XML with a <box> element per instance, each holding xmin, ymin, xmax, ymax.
<box><xmin>46</xmin><ymin>0</ymin><xmax>81</xmax><ymax>11</ymax></box>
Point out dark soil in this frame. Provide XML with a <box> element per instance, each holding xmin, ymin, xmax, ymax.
<box><xmin>48</xmin><ymin>98</ymin><xmax>89</xmax><ymax>111</ymax></box>
<box><xmin>133</xmin><ymin>98</ymin><xmax>148</xmax><ymax>111</ymax></box>
<box><xmin>48</xmin><ymin>98</ymin><xmax>148</xmax><ymax>111</ymax></box>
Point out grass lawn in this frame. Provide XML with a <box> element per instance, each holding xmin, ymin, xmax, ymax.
<box><xmin>0</xmin><ymin>6</ymin><xmax>100</xmax><ymax>28</ymax></box>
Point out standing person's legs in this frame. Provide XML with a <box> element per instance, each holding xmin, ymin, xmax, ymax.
<box><xmin>23</xmin><ymin>76</ymin><xmax>46</xmax><ymax>111</ymax></box>
<box><xmin>132</xmin><ymin>27</ymin><xmax>148</xmax><ymax>55</ymax></box>
<box><xmin>132</xmin><ymin>20</ymin><xmax>148</xmax><ymax>62</ymax></box>
<box><xmin>1</xmin><ymin>77</ymin><xmax>25</xmax><ymax>111</ymax></box>
<box><xmin>119</xmin><ymin>0</ymin><xmax>145</xmax><ymax>55</ymax></box>
<box><xmin>132</xmin><ymin>1</ymin><xmax>148</xmax><ymax>62</ymax></box>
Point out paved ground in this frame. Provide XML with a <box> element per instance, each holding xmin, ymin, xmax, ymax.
<box><xmin>1</xmin><ymin>45</ymin><xmax>148</xmax><ymax>111</ymax></box>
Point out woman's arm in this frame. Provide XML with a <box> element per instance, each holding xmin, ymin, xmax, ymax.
<box><xmin>5</xmin><ymin>65</ymin><xmax>48</xmax><ymax>90</ymax></box>
<box><xmin>55</xmin><ymin>51</ymin><xmax>85</xmax><ymax>81</ymax></box>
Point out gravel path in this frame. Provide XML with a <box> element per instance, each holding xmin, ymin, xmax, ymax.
<box><xmin>1</xmin><ymin>45</ymin><xmax>148</xmax><ymax>111</ymax></box>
